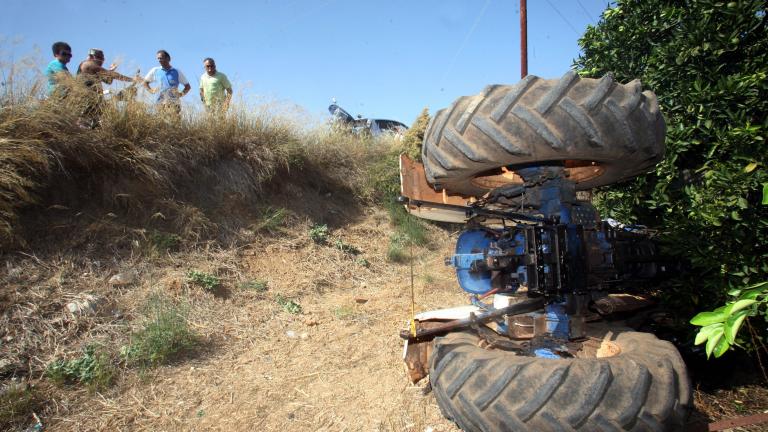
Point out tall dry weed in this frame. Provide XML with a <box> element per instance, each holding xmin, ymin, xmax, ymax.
<box><xmin>0</xmin><ymin>67</ymin><xmax>401</xmax><ymax>248</ymax></box>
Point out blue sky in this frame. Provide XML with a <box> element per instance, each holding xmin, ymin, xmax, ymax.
<box><xmin>1</xmin><ymin>0</ymin><xmax>612</xmax><ymax>125</ymax></box>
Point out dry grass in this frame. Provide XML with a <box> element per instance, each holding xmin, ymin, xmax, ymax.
<box><xmin>0</xmin><ymin>207</ymin><xmax>463</xmax><ymax>431</ymax></box>
<box><xmin>0</xmin><ymin>72</ymin><xmax>402</xmax><ymax>249</ymax></box>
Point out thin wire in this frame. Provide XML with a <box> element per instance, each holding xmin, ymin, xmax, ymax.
<box><xmin>439</xmin><ymin>0</ymin><xmax>493</xmax><ymax>86</ymax></box>
<box><xmin>409</xmin><ymin>238</ymin><xmax>416</xmax><ymax>337</ymax></box>
<box><xmin>575</xmin><ymin>0</ymin><xmax>595</xmax><ymax>22</ymax></box>
<box><xmin>543</xmin><ymin>0</ymin><xmax>581</xmax><ymax>35</ymax></box>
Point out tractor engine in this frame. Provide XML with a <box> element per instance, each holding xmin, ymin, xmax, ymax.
<box><xmin>446</xmin><ymin>166</ymin><xmax>665</xmax><ymax>343</ymax></box>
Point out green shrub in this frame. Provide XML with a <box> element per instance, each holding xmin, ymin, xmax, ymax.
<box><xmin>387</xmin><ymin>200</ymin><xmax>428</xmax><ymax>246</ymax></box>
<box><xmin>149</xmin><ymin>230</ymin><xmax>181</xmax><ymax>251</ymax></box>
<box><xmin>276</xmin><ymin>294</ymin><xmax>302</xmax><ymax>314</ymax></box>
<box><xmin>253</xmin><ymin>207</ymin><xmax>287</xmax><ymax>233</ymax></box>
<box><xmin>309</xmin><ymin>224</ymin><xmax>329</xmax><ymax>244</ymax></box>
<box><xmin>334</xmin><ymin>238</ymin><xmax>361</xmax><ymax>255</ymax></box>
<box><xmin>187</xmin><ymin>270</ymin><xmax>221</xmax><ymax>291</ymax></box>
<box><xmin>691</xmin><ymin>281</ymin><xmax>768</xmax><ymax>358</ymax></box>
<box><xmin>387</xmin><ymin>233</ymin><xmax>410</xmax><ymax>263</ymax></box>
<box><xmin>45</xmin><ymin>345</ymin><xmax>115</xmax><ymax>389</ymax></box>
<box><xmin>575</xmin><ymin>0</ymin><xmax>768</xmax><ymax>346</ymax></box>
<box><xmin>401</xmin><ymin>107</ymin><xmax>430</xmax><ymax>161</ymax></box>
<box><xmin>121</xmin><ymin>294</ymin><xmax>198</xmax><ymax>367</ymax></box>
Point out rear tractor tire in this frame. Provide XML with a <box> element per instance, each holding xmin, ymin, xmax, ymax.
<box><xmin>429</xmin><ymin>330</ymin><xmax>691</xmax><ymax>432</ymax></box>
<box><xmin>422</xmin><ymin>71</ymin><xmax>666</xmax><ymax>196</ymax></box>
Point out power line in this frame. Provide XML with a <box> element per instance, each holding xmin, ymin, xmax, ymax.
<box><xmin>543</xmin><ymin>0</ymin><xmax>581</xmax><ymax>35</ymax></box>
<box><xmin>439</xmin><ymin>0</ymin><xmax>492</xmax><ymax>86</ymax></box>
<box><xmin>575</xmin><ymin>0</ymin><xmax>595</xmax><ymax>22</ymax></box>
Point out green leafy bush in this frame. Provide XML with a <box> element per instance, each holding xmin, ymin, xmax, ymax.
<box><xmin>576</xmin><ymin>0</ymin><xmax>768</xmax><ymax>347</ymax></box>
<box><xmin>691</xmin><ymin>281</ymin><xmax>767</xmax><ymax>358</ymax></box>
<box><xmin>334</xmin><ymin>238</ymin><xmax>361</xmax><ymax>255</ymax></box>
<box><xmin>149</xmin><ymin>231</ymin><xmax>181</xmax><ymax>251</ymax></box>
<box><xmin>363</xmin><ymin>108</ymin><xmax>429</xmax><ymax>203</ymax></box>
<box><xmin>308</xmin><ymin>224</ymin><xmax>329</xmax><ymax>244</ymax></box>
<box><xmin>45</xmin><ymin>345</ymin><xmax>115</xmax><ymax>389</ymax></box>
<box><xmin>276</xmin><ymin>294</ymin><xmax>302</xmax><ymax>314</ymax></box>
<box><xmin>253</xmin><ymin>207</ymin><xmax>287</xmax><ymax>233</ymax></box>
<box><xmin>121</xmin><ymin>294</ymin><xmax>198</xmax><ymax>367</ymax></box>
<box><xmin>187</xmin><ymin>270</ymin><xmax>221</xmax><ymax>291</ymax></box>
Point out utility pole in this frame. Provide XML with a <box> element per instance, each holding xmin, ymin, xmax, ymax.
<box><xmin>520</xmin><ymin>0</ymin><xmax>528</xmax><ymax>78</ymax></box>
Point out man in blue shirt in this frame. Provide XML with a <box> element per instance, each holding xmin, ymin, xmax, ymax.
<box><xmin>143</xmin><ymin>50</ymin><xmax>190</xmax><ymax>117</ymax></box>
<box><xmin>44</xmin><ymin>41</ymin><xmax>72</xmax><ymax>97</ymax></box>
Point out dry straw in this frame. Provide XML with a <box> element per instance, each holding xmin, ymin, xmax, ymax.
<box><xmin>0</xmin><ymin>64</ymin><xmax>404</xmax><ymax>249</ymax></box>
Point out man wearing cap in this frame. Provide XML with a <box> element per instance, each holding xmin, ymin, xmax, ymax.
<box><xmin>44</xmin><ymin>41</ymin><xmax>73</xmax><ymax>98</ymax></box>
<box><xmin>76</xmin><ymin>48</ymin><xmax>137</xmax><ymax>127</ymax></box>
<box><xmin>199</xmin><ymin>58</ymin><xmax>233</xmax><ymax>114</ymax></box>
<box><xmin>143</xmin><ymin>50</ymin><xmax>190</xmax><ymax>117</ymax></box>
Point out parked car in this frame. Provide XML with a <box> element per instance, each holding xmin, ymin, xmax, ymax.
<box><xmin>328</xmin><ymin>102</ymin><xmax>408</xmax><ymax>137</ymax></box>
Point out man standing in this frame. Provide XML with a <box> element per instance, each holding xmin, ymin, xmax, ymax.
<box><xmin>143</xmin><ymin>50</ymin><xmax>190</xmax><ymax>116</ymax></box>
<box><xmin>76</xmin><ymin>48</ymin><xmax>137</xmax><ymax>127</ymax></box>
<box><xmin>199</xmin><ymin>58</ymin><xmax>233</xmax><ymax>114</ymax></box>
<box><xmin>45</xmin><ymin>41</ymin><xmax>72</xmax><ymax>97</ymax></box>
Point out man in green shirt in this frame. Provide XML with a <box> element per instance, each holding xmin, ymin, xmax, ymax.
<box><xmin>199</xmin><ymin>58</ymin><xmax>232</xmax><ymax>113</ymax></box>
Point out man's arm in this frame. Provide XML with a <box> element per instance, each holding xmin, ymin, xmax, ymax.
<box><xmin>143</xmin><ymin>69</ymin><xmax>156</xmax><ymax>94</ymax></box>
<box><xmin>101</xmin><ymin>68</ymin><xmax>134</xmax><ymax>83</ymax></box>
<box><xmin>177</xmin><ymin>70</ymin><xmax>191</xmax><ymax>97</ymax></box>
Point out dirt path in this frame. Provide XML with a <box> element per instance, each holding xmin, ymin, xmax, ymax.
<box><xmin>34</xmin><ymin>211</ymin><xmax>462</xmax><ymax>431</ymax></box>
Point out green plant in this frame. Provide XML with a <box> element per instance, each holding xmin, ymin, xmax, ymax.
<box><xmin>334</xmin><ymin>238</ymin><xmax>361</xmax><ymax>255</ymax></box>
<box><xmin>253</xmin><ymin>207</ymin><xmax>287</xmax><ymax>233</ymax></box>
<box><xmin>276</xmin><ymin>294</ymin><xmax>302</xmax><ymax>314</ymax></box>
<box><xmin>0</xmin><ymin>384</ymin><xmax>37</xmax><ymax>429</ymax></box>
<box><xmin>239</xmin><ymin>279</ymin><xmax>268</xmax><ymax>292</ymax></box>
<box><xmin>387</xmin><ymin>201</ymin><xmax>428</xmax><ymax>246</ymax></box>
<box><xmin>121</xmin><ymin>294</ymin><xmax>198</xmax><ymax>367</ymax></box>
<box><xmin>45</xmin><ymin>345</ymin><xmax>115</xmax><ymax>389</ymax></box>
<box><xmin>187</xmin><ymin>270</ymin><xmax>221</xmax><ymax>291</ymax></box>
<box><xmin>575</xmin><ymin>0</ymin><xmax>768</xmax><ymax>347</ymax></box>
<box><xmin>355</xmin><ymin>257</ymin><xmax>370</xmax><ymax>267</ymax></box>
<box><xmin>333</xmin><ymin>305</ymin><xmax>358</xmax><ymax>321</ymax></box>
<box><xmin>401</xmin><ymin>107</ymin><xmax>430</xmax><ymax>161</ymax></box>
<box><xmin>691</xmin><ymin>281</ymin><xmax>768</xmax><ymax>358</ymax></box>
<box><xmin>149</xmin><ymin>230</ymin><xmax>181</xmax><ymax>251</ymax></box>
<box><xmin>309</xmin><ymin>223</ymin><xmax>329</xmax><ymax>244</ymax></box>
<box><xmin>387</xmin><ymin>232</ymin><xmax>410</xmax><ymax>263</ymax></box>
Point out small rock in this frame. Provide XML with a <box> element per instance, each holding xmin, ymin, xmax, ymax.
<box><xmin>286</xmin><ymin>330</ymin><xmax>297</xmax><ymax>339</ymax></box>
<box><xmin>109</xmin><ymin>270</ymin><xmax>137</xmax><ymax>286</ymax></box>
<box><xmin>354</xmin><ymin>298</ymin><xmax>368</xmax><ymax>304</ymax></box>
<box><xmin>300</xmin><ymin>332</ymin><xmax>308</xmax><ymax>340</ymax></box>
<box><xmin>303</xmin><ymin>318</ymin><xmax>319</xmax><ymax>327</ymax></box>
<box><xmin>65</xmin><ymin>294</ymin><xmax>100</xmax><ymax>316</ymax></box>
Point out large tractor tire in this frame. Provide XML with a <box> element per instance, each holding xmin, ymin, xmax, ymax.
<box><xmin>422</xmin><ymin>71</ymin><xmax>665</xmax><ymax>196</ymax></box>
<box><xmin>429</xmin><ymin>331</ymin><xmax>691</xmax><ymax>432</ymax></box>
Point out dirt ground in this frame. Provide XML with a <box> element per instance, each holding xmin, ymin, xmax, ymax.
<box><xmin>2</xmin><ymin>209</ymin><xmax>767</xmax><ymax>431</ymax></box>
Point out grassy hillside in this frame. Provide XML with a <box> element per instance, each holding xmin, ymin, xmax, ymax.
<box><xmin>0</xmin><ymin>79</ymin><xmax>415</xmax><ymax>251</ymax></box>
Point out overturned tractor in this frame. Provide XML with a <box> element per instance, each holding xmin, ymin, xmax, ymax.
<box><xmin>400</xmin><ymin>71</ymin><xmax>691</xmax><ymax>432</ymax></box>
